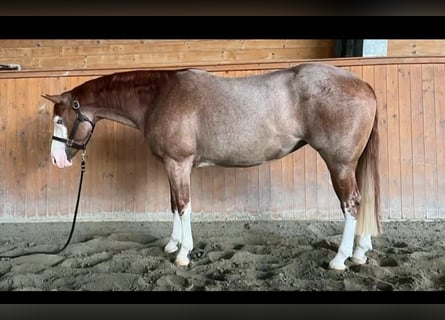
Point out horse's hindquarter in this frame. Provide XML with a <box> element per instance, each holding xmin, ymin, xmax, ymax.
<box><xmin>293</xmin><ymin>63</ymin><xmax>377</xmax><ymax>163</ymax></box>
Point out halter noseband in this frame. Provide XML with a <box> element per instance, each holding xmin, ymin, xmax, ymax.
<box><xmin>52</xmin><ymin>100</ymin><xmax>95</xmax><ymax>150</ymax></box>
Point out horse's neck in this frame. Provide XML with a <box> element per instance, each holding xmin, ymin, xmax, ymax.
<box><xmin>84</xmin><ymin>92</ymin><xmax>144</xmax><ymax>130</ymax></box>
<box><xmin>77</xmin><ymin>75</ymin><xmax>160</xmax><ymax>131</ymax></box>
<box><xmin>95</xmin><ymin>107</ymin><xmax>140</xmax><ymax>129</ymax></box>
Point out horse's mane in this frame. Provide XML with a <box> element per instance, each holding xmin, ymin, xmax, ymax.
<box><xmin>72</xmin><ymin>70</ymin><xmax>177</xmax><ymax>109</ymax></box>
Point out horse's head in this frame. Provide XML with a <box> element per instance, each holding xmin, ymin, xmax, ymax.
<box><xmin>42</xmin><ymin>92</ymin><xmax>95</xmax><ymax>169</ymax></box>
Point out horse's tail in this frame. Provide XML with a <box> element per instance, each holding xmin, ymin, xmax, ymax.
<box><xmin>355</xmin><ymin>104</ymin><xmax>381</xmax><ymax>236</ymax></box>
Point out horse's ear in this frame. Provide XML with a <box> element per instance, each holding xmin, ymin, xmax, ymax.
<box><xmin>42</xmin><ymin>94</ymin><xmax>64</xmax><ymax>104</ymax></box>
<box><xmin>42</xmin><ymin>93</ymin><xmax>72</xmax><ymax>106</ymax></box>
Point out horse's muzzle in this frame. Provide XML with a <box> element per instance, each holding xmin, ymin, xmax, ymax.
<box><xmin>52</xmin><ymin>149</ymin><xmax>73</xmax><ymax>169</ymax></box>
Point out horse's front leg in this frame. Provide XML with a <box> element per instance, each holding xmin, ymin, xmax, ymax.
<box><xmin>176</xmin><ymin>201</ymin><xmax>193</xmax><ymax>266</ymax></box>
<box><xmin>164</xmin><ymin>211</ymin><xmax>182</xmax><ymax>254</ymax></box>
<box><xmin>164</xmin><ymin>157</ymin><xmax>194</xmax><ymax>267</ymax></box>
<box><xmin>164</xmin><ymin>185</ymin><xmax>182</xmax><ymax>254</ymax></box>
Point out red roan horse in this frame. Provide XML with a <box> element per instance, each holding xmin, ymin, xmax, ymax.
<box><xmin>43</xmin><ymin>63</ymin><xmax>380</xmax><ymax>271</ymax></box>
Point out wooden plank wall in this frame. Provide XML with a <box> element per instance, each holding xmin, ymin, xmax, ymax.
<box><xmin>4</xmin><ymin>40</ymin><xmax>445</xmax><ymax>70</ymax></box>
<box><xmin>388</xmin><ymin>40</ymin><xmax>445</xmax><ymax>57</ymax></box>
<box><xmin>1</xmin><ymin>57</ymin><xmax>444</xmax><ymax>222</ymax></box>
<box><xmin>0</xmin><ymin>40</ymin><xmax>334</xmax><ymax>70</ymax></box>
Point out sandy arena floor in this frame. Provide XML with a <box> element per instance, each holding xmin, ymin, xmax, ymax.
<box><xmin>0</xmin><ymin>220</ymin><xmax>444</xmax><ymax>291</ymax></box>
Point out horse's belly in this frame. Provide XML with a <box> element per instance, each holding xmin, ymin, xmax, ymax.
<box><xmin>196</xmin><ymin>136</ymin><xmax>303</xmax><ymax>168</ymax></box>
<box><xmin>195</xmin><ymin>159</ymin><xmax>267</xmax><ymax>168</ymax></box>
<box><xmin>195</xmin><ymin>161</ymin><xmax>218</xmax><ymax>168</ymax></box>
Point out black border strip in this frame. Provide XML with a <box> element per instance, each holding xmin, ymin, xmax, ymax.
<box><xmin>1</xmin><ymin>16</ymin><xmax>445</xmax><ymax>39</ymax></box>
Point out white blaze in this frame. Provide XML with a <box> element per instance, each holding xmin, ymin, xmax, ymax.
<box><xmin>51</xmin><ymin>116</ymin><xmax>72</xmax><ymax>168</ymax></box>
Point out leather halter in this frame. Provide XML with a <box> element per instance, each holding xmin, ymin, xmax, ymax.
<box><xmin>52</xmin><ymin>100</ymin><xmax>95</xmax><ymax>150</ymax></box>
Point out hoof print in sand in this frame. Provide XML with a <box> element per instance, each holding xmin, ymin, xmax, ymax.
<box><xmin>379</xmin><ymin>256</ymin><xmax>399</xmax><ymax>267</ymax></box>
<box><xmin>189</xmin><ymin>248</ymin><xmax>205</xmax><ymax>260</ymax></box>
<box><xmin>312</xmin><ymin>239</ymin><xmax>338</xmax><ymax>252</ymax></box>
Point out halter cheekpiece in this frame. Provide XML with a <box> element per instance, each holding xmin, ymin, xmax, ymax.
<box><xmin>52</xmin><ymin>99</ymin><xmax>95</xmax><ymax>150</ymax></box>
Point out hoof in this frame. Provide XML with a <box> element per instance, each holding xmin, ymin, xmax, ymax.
<box><xmin>351</xmin><ymin>255</ymin><xmax>367</xmax><ymax>265</ymax></box>
<box><xmin>174</xmin><ymin>248</ymin><xmax>191</xmax><ymax>267</ymax></box>
<box><xmin>175</xmin><ymin>256</ymin><xmax>190</xmax><ymax>267</ymax></box>
<box><xmin>329</xmin><ymin>258</ymin><xmax>347</xmax><ymax>271</ymax></box>
<box><xmin>164</xmin><ymin>242</ymin><xmax>179</xmax><ymax>254</ymax></box>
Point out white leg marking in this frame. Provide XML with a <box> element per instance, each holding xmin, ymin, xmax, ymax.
<box><xmin>352</xmin><ymin>234</ymin><xmax>372</xmax><ymax>265</ymax></box>
<box><xmin>164</xmin><ymin>210</ymin><xmax>182</xmax><ymax>254</ymax></box>
<box><xmin>175</xmin><ymin>202</ymin><xmax>193</xmax><ymax>267</ymax></box>
<box><xmin>329</xmin><ymin>209</ymin><xmax>356</xmax><ymax>270</ymax></box>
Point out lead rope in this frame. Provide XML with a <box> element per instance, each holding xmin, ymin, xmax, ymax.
<box><xmin>0</xmin><ymin>150</ymin><xmax>86</xmax><ymax>259</ymax></box>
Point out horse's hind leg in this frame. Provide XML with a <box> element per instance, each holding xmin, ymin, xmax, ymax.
<box><xmin>163</xmin><ymin>156</ymin><xmax>194</xmax><ymax>266</ymax></box>
<box><xmin>351</xmin><ymin>234</ymin><xmax>372</xmax><ymax>265</ymax></box>
<box><xmin>326</xmin><ymin>164</ymin><xmax>361</xmax><ymax>271</ymax></box>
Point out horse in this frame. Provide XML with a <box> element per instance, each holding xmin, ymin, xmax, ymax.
<box><xmin>43</xmin><ymin>62</ymin><xmax>380</xmax><ymax>271</ymax></box>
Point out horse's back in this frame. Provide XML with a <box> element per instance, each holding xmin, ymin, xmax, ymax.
<box><xmin>181</xmin><ymin>63</ymin><xmax>374</xmax><ymax>106</ymax></box>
